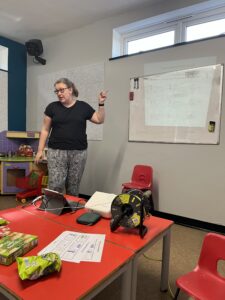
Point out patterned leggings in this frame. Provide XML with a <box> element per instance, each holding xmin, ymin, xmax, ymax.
<box><xmin>47</xmin><ymin>148</ymin><xmax>87</xmax><ymax>196</ymax></box>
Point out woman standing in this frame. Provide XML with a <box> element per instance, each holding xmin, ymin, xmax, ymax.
<box><xmin>35</xmin><ymin>77</ymin><xmax>107</xmax><ymax>196</ymax></box>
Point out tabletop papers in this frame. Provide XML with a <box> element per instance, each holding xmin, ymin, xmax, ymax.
<box><xmin>38</xmin><ymin>231</ymin><xmax>105</xmax><ymax>263</ymax></box>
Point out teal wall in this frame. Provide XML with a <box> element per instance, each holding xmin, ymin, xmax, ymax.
<box><xmin>0</xmin><ymin>36</ymin><xmax>27</xmax><ymax>130</ymax></box>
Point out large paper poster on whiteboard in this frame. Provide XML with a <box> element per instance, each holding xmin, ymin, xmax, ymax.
<box><xmin>129</xmin><ymin>64</ymin><xmax>223</xmax><ymax>144</ymax></box>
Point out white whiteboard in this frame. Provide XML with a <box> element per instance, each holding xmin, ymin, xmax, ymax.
<box><xmin>129</xmin><ymin>64</ymin><xmax>223</xmax><ymax>144</ymax></box>
<box><xmin>0</xmin><ymin>70</ymin><xmax>8</xmax><ymax>131</ymax></box>
<box><xmin>37</xmin><ymin>62</ymin><xmax>105</xmax><ymax>140</ymax></box>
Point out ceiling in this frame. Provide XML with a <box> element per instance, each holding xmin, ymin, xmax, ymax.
<box><xmin>0</xmin><ymin>0</ymin><xmax>161</xmax><ymax>44</ymax></box>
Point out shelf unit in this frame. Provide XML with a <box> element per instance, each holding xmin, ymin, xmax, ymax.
<box><xmin>6</xmin><ymin>131</ymin><xmax>40</xmax><ymax>139</ymax></box>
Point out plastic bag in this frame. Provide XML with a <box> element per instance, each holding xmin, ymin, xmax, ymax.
<box><xmin>17</xmin><ymin>252</ymin><xmax>61</xmax><ymax>280</ymax></box>
<box><xmin>0</xmin><ymin>218</ymin><xmax>8</xmax><ymax>226</ymax></box>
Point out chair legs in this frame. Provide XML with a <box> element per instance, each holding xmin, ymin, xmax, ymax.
<box><xmin>174</xmin><ymin>288</ymin><xmax>180</xmax><ymax>299</ymax></box>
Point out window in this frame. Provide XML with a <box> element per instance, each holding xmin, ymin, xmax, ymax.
<box><xmin>186</xmin><ymin>17</ymin><xmax>225</xmax><ymax>41</ymax></box>
<box><xmin>0</xmin><ymin>45</ymin><xmax>8</xmax><ymax>131</ymax></box>
<box><xmin>0</xmin><ymin>45</ymin><xmax>8</xmax><ymax>71</ymax></box>
<box><xmin>112</xmin><ymin>0</ymin><xmax>225</xmax><ymax>58</ymax></box>
<box><xmin>127</xmin><ymin>31</ymin><xmax>175</xmax><ymax>55</ymax></box>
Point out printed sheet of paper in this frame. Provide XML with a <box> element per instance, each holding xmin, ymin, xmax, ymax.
<box><xmin>38</xmin><ymin>231</ymin><xmax>105</xmax><ymax>263</ymax></box>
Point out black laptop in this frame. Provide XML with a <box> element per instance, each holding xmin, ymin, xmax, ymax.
<box><xmin>39</xmin><ymin>188</ymin><xmax>84</xmax><ymax>215</ymax></box>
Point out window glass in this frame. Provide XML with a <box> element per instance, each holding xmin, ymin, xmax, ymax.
<box><xmin>0</xmin><ymin>46</ymin><xmax>8</xmax><ymax>71</ymax></box>
<box><xmin>112</xmin><ymin>1</ymin><xmax>225</xmax><ymax>58</ymax></box>
<box><xmin>127</xmin><ymin>31</ymin><xmax>175</xmax><ymax>55</ymax></box>
<box><xmin>186</xmin><ymin>18</ymin><xmax>225</xmax><ymax>41</ymax></box>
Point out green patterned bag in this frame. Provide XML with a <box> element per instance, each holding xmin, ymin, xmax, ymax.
<box><xmin>17</xmin><ymin>252</ymin><xmax>61</xmax><ymax>280</ymax></box>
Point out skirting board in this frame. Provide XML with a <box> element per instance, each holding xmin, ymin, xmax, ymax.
<box><xmin>152</xmin><ymin>211</ymin><xmax>225</xmax><ymax>234</ymax></box>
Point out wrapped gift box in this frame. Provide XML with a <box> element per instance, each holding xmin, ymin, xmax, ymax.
<box><xmin>0</xmin><ymin>232</ymin><xmax>38</xmax><ymax>265</ymax></box>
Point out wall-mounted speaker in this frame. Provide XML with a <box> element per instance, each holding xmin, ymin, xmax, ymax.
<box><xmin>25</xmin><ymin>39</ymin><xmax>46</xmax><ymax>65</ymax></box>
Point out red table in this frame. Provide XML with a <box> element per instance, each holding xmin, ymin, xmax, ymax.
<box><xmin>0</xmin><ymin>208</ymin><xmax>133</xmax><ymax>300</ymax></box>
<box><xmin>22</xmin><ymin>195</ymin><xmax>174</xmax><ymax>299</ymax></box>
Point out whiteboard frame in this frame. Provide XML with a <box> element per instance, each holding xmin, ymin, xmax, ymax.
<box><xmin>129</xmin><ymin>64</ymin><xmax>223</xmax><ymax>144</ymax></box>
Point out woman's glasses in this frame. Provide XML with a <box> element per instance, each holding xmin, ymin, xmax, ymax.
<box><xmin>54</xmin><ymin>87</ymin><xmax>69</xmax><ymax>94</ymax></box>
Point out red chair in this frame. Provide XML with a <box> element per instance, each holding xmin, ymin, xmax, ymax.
<box><xmin>122</xmin><ymin>165</ymin><xmax>154</xmax><ymax>211</ymax></box>
<box><xmin>174</xmin><ymin>232</ymin><xmax>225</xmax><ymax>300</ymax></box>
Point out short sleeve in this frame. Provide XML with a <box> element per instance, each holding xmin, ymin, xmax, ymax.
<box><xmin>83</xmin><ymin>102</ymin><xmax>95</xmax><ymax>120</ymax></box>
<box><xmin>44</xmin><ymin>102</ymin><xmax>54</xmax><ymax>118</ymax></box>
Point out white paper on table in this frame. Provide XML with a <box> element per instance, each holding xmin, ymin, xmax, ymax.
<box><xmin>75</xmin><ymin>234</ymin><xmax>105</xmax><ymax>262</ymax></box>
<box><xmin>38</xmin><ymin>231</ymin><xmax>105</xmax><ymax>263</ymax></box>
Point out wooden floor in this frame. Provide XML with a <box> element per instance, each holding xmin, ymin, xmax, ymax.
<box><xmin>0</xmin><ymin>195</ymin><xmax>223</xmax><ymax>300</ymax></box>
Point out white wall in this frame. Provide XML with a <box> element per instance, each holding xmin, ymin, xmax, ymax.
<box><xmin>26</xmin><ymin>0</ymin><xmax>225</xmax><ymax>226</ymax></box>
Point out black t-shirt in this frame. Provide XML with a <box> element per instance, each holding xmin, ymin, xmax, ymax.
<box><xmin>45</xmin><ymin>100</ymin><xmax>95</xmax><ymax>150</ymax></box>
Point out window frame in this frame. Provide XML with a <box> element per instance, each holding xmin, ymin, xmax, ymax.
<box><xmin>112</xmin><ymin>0</ymin><xmax>225</xmax><ymax>58</ymax></box>
<box><xmin>123</xmin><ymin>23</ymin><xmax>178</xmax><ymax>55</ymax></box>
<box><xmin>183</xmin><ymin>10</ymin><xmax>225</xmax><ymax>41</ymax></box>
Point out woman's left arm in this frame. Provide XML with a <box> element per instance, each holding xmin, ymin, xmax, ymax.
<box><xmin>90</xmin><ymin>91</ymin><xmax>108</xmax><ymax>124</ymax></box>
